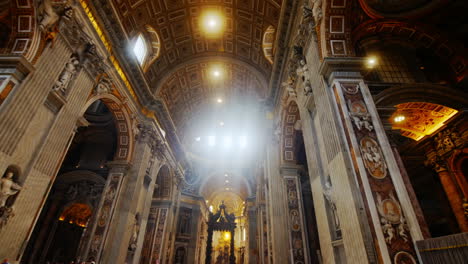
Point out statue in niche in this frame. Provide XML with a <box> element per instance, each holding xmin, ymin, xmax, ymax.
<box><xmin>53</xmin><ymin>55</ymin><xmax>80</xmax><ymax>94</ymax></box>
<box><xmin>323</xmin><ymin>179</ymin><xmax>340</xmax><ymax>232</ymax></box>
<box><xmin>0</xmin><ymin>171</ymin><xmax>22</xmax><ymax>208</ymax></box>
<box><xmin>128</xmin><ymin>213</ymin><xmax>140</xmax><ymax>252</ymax></box>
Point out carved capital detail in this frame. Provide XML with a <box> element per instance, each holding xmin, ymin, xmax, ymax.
<box><xmin>425</xmin><ymin>151</ymin><xmax>448</xmax><ymax>173</ymax></box>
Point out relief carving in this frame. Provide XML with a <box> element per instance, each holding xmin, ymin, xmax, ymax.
<box><xmin>424</xmin><ymin>151</ymin><xmax>447</xmax><ymax>173</ymax></box>
<box><xmin>434</xmin><ymin>128</ymin><xmax>464</xmax><ymax>156</ymax></box>
<box><xmin>377</xmin><ymin>193</ymin><xmax>409</xmax><ymax>244</ymax></box>
<box><xmin>348</xmin><ymin>100</ymin><xmax>374</xmax><ymax>132</ymax></box>
<box><xmin>94</xmin><ymin>76</ymin><xmax>114</xmax><ymax>95</ymax></box>
<box><xmin>360</xmin><ymin>137</ymin><xmax>387</xmax><ymax>179</ymax></box>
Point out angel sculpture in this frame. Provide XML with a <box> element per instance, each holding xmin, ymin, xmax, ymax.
<box><xmin>398</xmin><ymin>217</ymin><xmax>409</xmax><ymax>242</ymax></box>
<box><xmin>38</xmin><ymin>0</ymin><xmax>74</xmax><ymax>32</ymax></box>
<box><xmin>381</xmin><ymin>218</ymin><xmax>395</xmax><ymax>244</ymax></box>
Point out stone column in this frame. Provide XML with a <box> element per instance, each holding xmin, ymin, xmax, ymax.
<box><xmin>265</xmin><ymin>142</ymin><xmax>290</xmax><ymax>263</ymax></box>
<box><xmin>425</xmin><ymin>149</ymin><xmax>468</xmax><ymax>232</ymax></box>
<box><xmin>84</xmin><ymin>160</ymin><xmax>130</xmax><ymax>262</ymax></box>
<box><xmin>320</xmin><ymin>57</ymin><xmax>423</xmax><ymax>263</ymax></box>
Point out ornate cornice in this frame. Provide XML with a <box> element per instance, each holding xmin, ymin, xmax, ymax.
<box><xmin>267</xmin><ymin>0</ymin><xmax>299</xmax><ymax>109</ymax></box>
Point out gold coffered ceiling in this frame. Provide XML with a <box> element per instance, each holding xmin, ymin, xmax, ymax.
<box><xmin>111</xmin><ymin>0</ymin><xmax>282</xmax><ymax>134</ymax></box>
<box><xmin>112</xmin><ymin>0</ymin><xmax>282</xmax><ymax>87</ymax></box>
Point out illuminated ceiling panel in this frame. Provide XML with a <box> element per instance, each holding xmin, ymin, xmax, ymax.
<box><xmin>390</xmin><ymin>102</ymin><xmax>458</xmax><ymax>141</ymax></box>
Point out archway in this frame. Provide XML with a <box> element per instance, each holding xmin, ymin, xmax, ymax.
<box><xmin>23</xmin><ymin>99</ymin><xmax>121</xmax><ymax>263</ymax></box>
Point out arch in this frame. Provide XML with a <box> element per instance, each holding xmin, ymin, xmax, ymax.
<box><xmin>142</xmin><ymin>25</ymin><xmax>161</xmax><ymax>72</ymax></box>
<box><xmin>81</xmin><ymin>93</ymin><xmax>134</xmax><ymax>163</ymax></box>
<box><xmin>153</xmin><ymin>164</ymin><xmax>172</xmax><ymax>199</ymax></box>
<box><xmin>262</xmin><ymin>25</ymin><xmax>276</xmax><ymax>64</ymax></box>
<box><xmin>199</xmin><ymin>170</ymin><xmax>252</xmax><ymax>200</ymax></box>
<box><xmin>358</xmin><ymin>0</ymin><xmax>447</xmax><ymax>19</ymax></box>
<box><xmin>374</xmin><ymin>84</ymin><xmax>468</xmax><ymax>110</ymax></box>
<box><xmin>151</xmin><ymin>55</ymin><xmax>270</xmax><ymax>95</ymax></box>
<box><xmin>449</xmin><ymin>149</ymin><xmax>468</xmax><ymax>199</ymax></box>
<box><xmin>280</xmin><ymin>100</ymin><xmax>301</xmax><ymax>163</ymax></box>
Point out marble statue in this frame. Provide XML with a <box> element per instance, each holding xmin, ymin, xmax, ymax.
<box><xmin>0</xmin><ymin>171</ymin><xmax>22</xmax><ymax>207</ymax></box>
<box><xmin>38</xmin><ymin>0</ymin><xmax>74</xmax><ymax>32</ymax></box>
<box><xmin>323</xmin><ymin>180</ymin><xmax>340</xmax><ymax>230</ymax></box>
<box><xmin>128</xmin><ymin>213</ymin><xmax>140</xmax><ymax>252</ymax></box>
<box><xmin>53</xmin><ymin>55</ymin><xmax>80</xmax><ymax>93</ymax></box>
<box><xmin>311</xmin><ymin>0</ymin><xmax>323</xmax><ymax>23</ymax></box>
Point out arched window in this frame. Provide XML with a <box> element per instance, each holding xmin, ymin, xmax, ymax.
<box><xmin>133</xmin><ymin>34</ymin><xmax>147</xmax><ymax>65</ymax></box>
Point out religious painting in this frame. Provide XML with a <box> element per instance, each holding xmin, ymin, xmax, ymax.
<box><xmin>360</xmin><ymin>137</ymin><xmax>387</xmax><ymax>179</ymax></box>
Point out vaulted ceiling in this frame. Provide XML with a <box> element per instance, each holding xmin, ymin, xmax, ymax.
<box><xmin>111</xmin><ymin>0</ymin><xmax>283</xmax><ymax>137</ymax></box>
